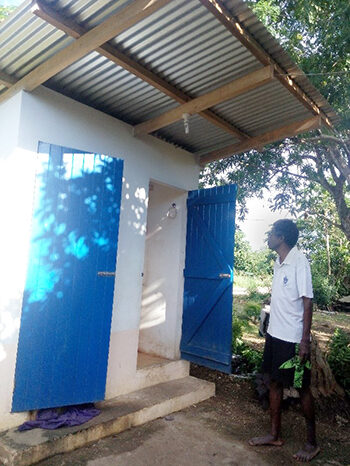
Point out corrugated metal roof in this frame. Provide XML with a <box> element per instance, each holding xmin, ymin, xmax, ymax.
<box><xmin>223</xmin><ymin>0</ymin><xmax>339</xmax><ymax>122</ymax></box>
<box><xmin>0</xmin><ymin>0</ymin><xmax>338</xmax><ymax>156</ymax></box>
<box><xmin>211</xmin><ymin>80</ymin><xmax>312</xmax><ymax>136</ymax></box>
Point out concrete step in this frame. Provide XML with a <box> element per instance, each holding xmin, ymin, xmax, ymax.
<box><xmin>132</xmin><ymin>358</ymin><xmax>190</xmax><ymax>395</ymax></box>
<box><xmin>0</xmin><ymin>376</ymin><xmax>215</xmax><ymax>466</ymax></box>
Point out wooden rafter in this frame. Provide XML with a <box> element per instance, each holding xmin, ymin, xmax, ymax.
<box><xmin>200</xmin><ymin>116</ymin><xmax>322</xmax><ymax>164</ymax></box>
<box><xmin>0</xmin><ymin>0</ymin><xmax>173</xmax><ymax>105</ymax></box>
<box><xmin>198</xmin><ymin>0</ymin><xmax>333</xmax><ymax>130</ymax></box>
<box><xmin>0</xmin><ymin>71</ymin><xmax>16</xmax><ymax>87</ymax></box>
<box><xmin>32</xmin><ymin>0</ymin><xmax>248</xmax><ymax>141</ymax></box>
<box><xmin>134</xmin><ymin>66</ymin><xmax>274</xmax><ymax>136</ymax></box>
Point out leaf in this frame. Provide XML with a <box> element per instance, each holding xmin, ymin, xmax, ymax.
<box><xmin>279</xmin><ymin>358</ymin><xmax>297</xmax><ymax>369</ymax></box>
<box><xmin>279</xmin><ymin>353</ymin><xmax>311</xmax><ymax>388</ymax></box>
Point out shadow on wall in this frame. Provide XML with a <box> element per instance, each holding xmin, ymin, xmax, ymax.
<box><xmin>0</xmin><ymin>147</ymin><xmax>149</xmax><ymax>377</ymax></box>
<box><xmin>12</xmin><ymin>143</ymin><xmax>126</xmax><ymax>410</ymax></box>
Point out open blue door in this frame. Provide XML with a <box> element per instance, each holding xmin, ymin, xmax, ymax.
<box><xmin>180</xmin><ymin>184</ymin><xmax>237</xmax><ymax>373</ymax></box>
<box><xmin>12</xmin><ymin>143</ymin><xmax>123</xmax><ymax>412</ymax></box>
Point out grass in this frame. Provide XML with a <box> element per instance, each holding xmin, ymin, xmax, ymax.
<box><xmin>234</xmin><ymin>273</ymin><xmax>271</xmax><ymax>291</ymax></box>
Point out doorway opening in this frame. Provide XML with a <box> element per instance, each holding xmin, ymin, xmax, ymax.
<box><xmin>137</xmin><ymin>180</ymin><xmax>187</xmax><ymax>369</ymax></box>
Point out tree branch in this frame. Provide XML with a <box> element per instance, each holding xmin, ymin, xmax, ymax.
<box><xmin>327</xmin><ymin>146</ymin><xmax>350</xmax><ymax>184</ymax></box>
<box><xmin>303</xmin><ymin>131</ymin><xmax>350</xmax><ymax>156</ymax></box>
<box><xmin>300</xmin><ymin>154</ymin><xmax>317</xmax><ymax>163</ymax></box>
<box><xmin>325</xmin><ymin>149</ymin><xmax>340</xmax><ymax>183</ymax></box>
<box><xmin>282</xmin><ymin>170</ymin><xmax>310</xmax><ymax>180</ymax></box>
<box><xmin>314</xmin><ymin>147</ymin><xmax>335</xmax><ymax>194</ymax></box>
<box><xmin>307</xmin><ymin>211</ymin><xmax>342</xmax><ymax>230</ymax></box>
<box><xmin>307</xmin><ymin>133</ymin><xmax>348</xmax><ymax>146</ymax></box>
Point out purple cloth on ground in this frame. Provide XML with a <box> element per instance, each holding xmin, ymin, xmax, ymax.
<box><xmin>18</xmin><ymin>404</ymin><xmax>100</xmax><ymax>431</ymax></box>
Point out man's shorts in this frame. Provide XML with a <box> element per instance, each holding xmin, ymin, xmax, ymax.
<box><xmin>262</xmin><ymin>333</ymin><xmax>311</xmax><ymax>389</ymax></box>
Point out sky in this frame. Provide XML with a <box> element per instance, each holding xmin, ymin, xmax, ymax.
<box><xmin>238</xmin><ymin>194</ymin><xmax>291</xmax><ymax>251</ymax></box>
<box><xmin>2</xmin><ymin>0</ymin><xmax>22</xmax><ymax>6</ymax></box>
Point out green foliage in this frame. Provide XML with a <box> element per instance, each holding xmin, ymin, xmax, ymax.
<box><xmin>247</xmin><ymin>288</ymin><xmax>270</xmax><ymax>303</ymax></box>
<box><xmin>249</xmin><ymin>0</ymin><xmax>350</xmax><ymax>122</ymax></box>
<box><xmin>232</xmin><ymin>339</ymin><xmax>263</xmax><ymax>374</ymax></box>
<box><xmin>327</xmin><ymin>328</ymin><xmax>350</xmax><ymax>396</ymax></box>
<box><xmin>279</xmin><ymin>344</ymin><xmax>311</xmax><ymax>388</ymax></box>
<box><xmin>243</xmin><ymin>301</ymin><xmax>261</xmax><ymax>321</ymax></box>
<box><xmin>247</xmin><ymin>0</ymin><xmax>281</xmax><ymax>38</ymax></box>
<box><xmin>234</xmin><ymin>229</ymin><xmax>253</xmax><ymax>271</ymax></box>
<box><xmin>232</xmin><ymin>318</ymin><xmax>244</xmax><ymax>352</ymax></box>
<box><xmin>0</xmin><ymin>6</ymin><xmax>15</xmax><ymax>22</ymax></box>
<box><xmin>232</xmin><ymin>314</ymin><xmax>263</xmax><ymax>374</ymax></box>
<box><xmin>239</xmin><ymin>344</ymin><xmax>263</xmax><ymax>373</ymax></box>
<box><xmin>234</xmin><ymin>228</ymin><xmax>274</xmax><ymax>276</ymax></box>
<box><xmin>297</xmin><ymin>185</ymin><xmax>350</xmax><ymax>304</ymax></box>
<box><xmin>312</xmin><ymin>273</ymin><xmax>338</xmax><ymax>308</ymax></box>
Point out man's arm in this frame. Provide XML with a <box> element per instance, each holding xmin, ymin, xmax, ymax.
<box><xmin>299</xmin><ymin>296</ymin><xmax>313</xmax><ymax>362</ymax></box>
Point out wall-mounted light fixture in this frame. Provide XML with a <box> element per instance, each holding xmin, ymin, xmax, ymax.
<box><xmin>167</xmin><ymin>202</ymin><xmax>177</xmax><ymax>219</ymax></box>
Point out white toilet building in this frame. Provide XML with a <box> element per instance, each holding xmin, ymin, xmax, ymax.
<box><xmin>0</xmin><ymin>0</ymin><xmax>337</xmax><ymax>431</ymax></box>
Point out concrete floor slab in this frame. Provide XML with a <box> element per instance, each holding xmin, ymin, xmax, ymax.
<box><xmin>0</xmin><ymin>376</ymin><xmax>214</xmax><ymax>466</ymax></box>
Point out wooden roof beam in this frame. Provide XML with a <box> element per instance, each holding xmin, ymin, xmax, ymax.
<box><xmin>0</xmin><ymin>0</ymin><xmax>173</xmax><ymax>105</ymax></box>
<box><xmin>134</xmin><ymin>65</ymin><xmax>274</xmax><ymax>136</ymax></box>
<box><xmin>200</xmin><ymin>116</ymin><xmax>322</xmax><ymax>164</ymax></box>
<box><xmin>198</xmin><ymin>0</ymin><xmax>333</xmax><ymax>130</ymax></box>
<box><xmin>32</xmin><ymin>0</ymin><xmax>249</xmax><ymax>141</ymax></box>
<box><xmin>0</xmin><ymin>70</ymin><xmax>17</xmax><ymax>87</ymax></box>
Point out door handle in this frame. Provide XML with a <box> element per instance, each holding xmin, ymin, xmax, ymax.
<box><xmin>219</xmin><ymin>273</ymin><xmax>231</xmax><ymax>279</ymax></box>
<box><xmin>97</xmin><ymin>271</ymin><xmax>116</xmax><ymax>277</ymax></box>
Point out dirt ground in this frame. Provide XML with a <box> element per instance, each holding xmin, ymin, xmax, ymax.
<box><xmin>36</xmin><ymin>310</ymin><xmax>350</xmax><ymax>465</ymax></box>
<box><xmin>37</xmin><ymin>363</ymin><xmax>350</xmax><ymax>466</ymax></box>
<box><xmin>190</xmin><ymin>364</ymin><xmax>350</xmax><ymax>466</ymax></box>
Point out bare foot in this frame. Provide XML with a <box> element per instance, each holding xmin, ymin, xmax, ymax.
<box><xmin>293</xmin><ymin>443</ymin><xmax>320</xmax><ymax>462</ymax></box>
<box><xmin>248</xmin><ymin>434</ymin><xmax>284</xmax><ymax>446</ymax></box>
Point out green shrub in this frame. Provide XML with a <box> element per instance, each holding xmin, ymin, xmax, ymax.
<box><xmin>312</xmin><ymin>273</ymin><xmax>337</xmax><ymax>308</ymax></box>
<box><xmin>327</xmin><ymin>328</ymin><xmax>350</xmax><ymax>397</ymax></box>
<box><xmin>240</xmin><ymin>344</ymin><xmax>263</xmax><ymax>372</ymax></box>
<box><xmin>232</xmin><ymin>318</ymin><xmax>243</xmax><ymax>352</ymax></box>
<box><xmin>233</xmin><ymin>340</ymin><xmax>263</xmax><ymax>374</ymax></box>
<box><xmin>247</xmin><ymin>289</ymin><xmax>270</xmax><ymax>303</ymax></box>
<box><xmin>243</xmin><ymin>301</ymin><xmax>261</xmax><ymax>321</ymax></box>
<box><xmin>232</xmin><ymin>316</ymin><xmax>263</xmax><ymax>374</ymax></box>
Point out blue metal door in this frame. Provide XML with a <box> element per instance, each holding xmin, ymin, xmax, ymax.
<box><xmin>180</xmin><ymin>184</ymin><xmax>237</xmax><ymax>373</ymax></box>
<box><xmin>12</xmin><ymin>142</ymin><xmax>123</xmax><ymax>412</ymax></box>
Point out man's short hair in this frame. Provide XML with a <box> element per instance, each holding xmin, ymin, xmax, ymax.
<box><xmin>272</xmin><ymin>219</ymin><xmax>299</xmax><ymax>248</ymax></box>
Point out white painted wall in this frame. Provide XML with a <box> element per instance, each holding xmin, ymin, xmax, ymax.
<box><xmin>139</xmin><ymin>182</ymin><xmax>187</xmax><ymax>360</ymax></box>
<box><xmin>0</xmin><ymin>93</ymin><xmax>39</xmax><ymax>429</ymax></box>
<box><xmin>0</xmin><ymin>86</ymin><xmax>199</xmax><ymax>429</ymax></box>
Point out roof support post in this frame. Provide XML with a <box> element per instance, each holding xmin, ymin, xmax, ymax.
<box><xmin>134</xmin><ymin>65</ymin><xmax>274</xmax><ymax>136</ymax></box>
<box><xmin>200</xmin><ymin>116</ymin><xmax>322</xmax><ymax>164</ymax></box>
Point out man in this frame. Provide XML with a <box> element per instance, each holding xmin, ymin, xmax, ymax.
<box><xmin>249</xmin><ymin>219</ymin><xmax>320</xmax><ymax>462</ymax></box>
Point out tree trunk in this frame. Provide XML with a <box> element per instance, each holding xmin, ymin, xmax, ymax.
<box><xmin>334</xmin><ymin>187</ymin><xmax>350</xmax><ymax>242</ymax></box>
<box><xmin>325</xmin><ymin>229</ymin><xmax>331</xmax><ymax>275</ymax></box>
<box><xmin>310</xmin><ymin>334</ymin><xmax>344</xmax><ymax>399</ymax></box>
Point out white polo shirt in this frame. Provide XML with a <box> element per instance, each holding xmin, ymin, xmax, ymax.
<box><xmin>267</xmin><ymin>246</ymin><xmax>313</xmax><ymax>343</ymax></box>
